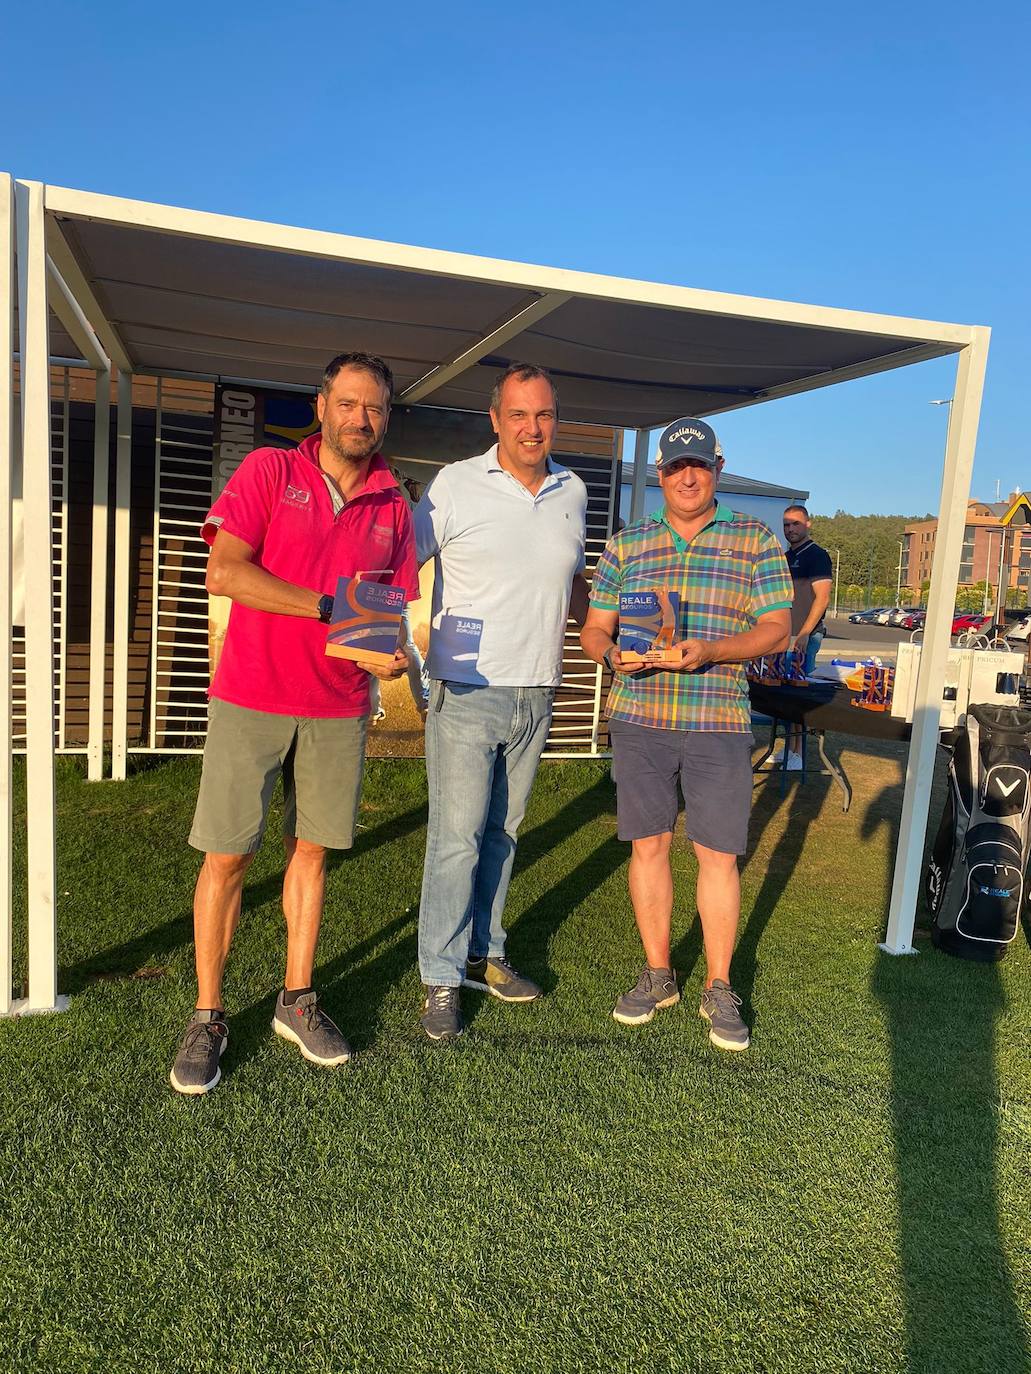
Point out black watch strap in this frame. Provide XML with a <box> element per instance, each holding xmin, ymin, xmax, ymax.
<box><xmin>603</xmin><ymin>646</ymin><xmax>616</xmax><ymax>672</ymax></box>
<box><xmin>317</xmin><ymin>593</ymin><xmax>334</xmax><ymax>624</ymax></box>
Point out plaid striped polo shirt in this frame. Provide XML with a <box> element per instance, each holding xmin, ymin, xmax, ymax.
<box><xmin>591</xmin><ymin>503</ymin><xmax>793</xmax><ymax>732</ymax></box>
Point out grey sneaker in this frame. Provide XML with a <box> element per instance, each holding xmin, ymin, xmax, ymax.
<box><xmin>272</xmin><ymin>990</ymin><xmax>351</xmax><ymax>1066</ymax></box>
<box><xmin>612</xmin><ymin>966</ymin><xmax>680</xmax><ymax>1025</ymax></box>
<box><xmin>699</xmin><ymin>980</ymin><xmax>750</xmax><ymax>1051</ymax></box>
<box><xmin>464</xmin><ymin>955</ymin><xmax>541</xmax><ymax>1003</ymax></box>
<box><xmin>169</xmin><ymin>1009</ymin><xmax>228</xmax><ymax>1096</ymax></box>
<box><xmin>420</xmin><ymin>985</ymin><xmax>464</xmax><ymax>1041</ymax></box>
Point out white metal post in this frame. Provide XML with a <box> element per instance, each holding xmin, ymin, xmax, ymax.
<box><xmin>882</xmin><ymin>329</ymin><xmax>990</xmax><ymax>955</ymax></box>
<box><xmin>14</xmin><ymin>180</ymin><xmax>62</xmax><ymax>1013</ymax></box>
<box><xmin>0</xmin><ymin>175</ymin><xmax>14</xmax><ymax>1015</ymax></box>
<box><xmin>87</xmin><ymin>368</ymin><xmax>111</xmax><ymax>780</ymax></box>
<box><xmin>995</xmin><ymin>525</ymin><xmax>1007</xmax><ymax>620</ymax></box>
<box><xmin>111</xmin><ymin>371</ymin><xmax>132</xmax><ymax>781</ymax></box>
<box><xmin>628</xmin><ymin>429</ymin><xmax>650</xmax><ymax>522</ymax></box>
<box><xmin>832</xmin><ymin>549</ymin><xmax>840</xmax><ymax>618</ymax></box>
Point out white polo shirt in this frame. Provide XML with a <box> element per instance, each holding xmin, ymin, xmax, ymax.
<box><xmin>414</xmin><ymin>446</ymin><xmax>587</xmax><ymax>687</ymax></box>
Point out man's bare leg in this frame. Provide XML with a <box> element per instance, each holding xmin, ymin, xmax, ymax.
<box><xmin>692</xmin><ymin>841</ymin><xmax>740</xmax><ymax>987</ymax></box>
<box><xmin>194</xmin><ymin>852</ymin><xmax>254</xmax><ymax>1009</ymax></box>
<box><xmin>282</xmin><ymin>836</ymin><xmax>328</xmax><ymax>989</ymax></box>
<box><xmin>628</xmin><ymin>831</ymin><xmax>674</xmax><ymax>967</ymax></box>
<box><xmin>693</xmin><ymin>842</ymin><xmax>749</xmax><ymax>1049</ymax></box>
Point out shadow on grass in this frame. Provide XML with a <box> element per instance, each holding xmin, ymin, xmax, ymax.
<box><xmin>227</xmin><ymin>908</ymin><xmax>419</xmax><ymax>1061</ymax></box>
<box><xmin>729</xmin><ymin>762</ymin><xmax>834</xmax><ymax>1012</ymax></box>
<box><xmin>869</xmin><ymin>748</ymin><xmax>1029</xmax><ymax>1371</ymax></box>
<box><xmin>504</xmin><ymin>775</ymin><xmax>625</xmax><ymax>985</ymax></box>
<box><xmin>61</xmin><ymin>803</ymin><xmax>428</xmax><ymax>996</ymax></box>
<box><xmin>873</xmin><ymin>954</ymin><xmax>1028</xmax><ymax>1371</ymax></box>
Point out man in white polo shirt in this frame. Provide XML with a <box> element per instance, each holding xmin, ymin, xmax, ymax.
<box><xmin>413</xmin><ymin>363</ymin><xmax>588</xmax><ymax>1040</ymax></box>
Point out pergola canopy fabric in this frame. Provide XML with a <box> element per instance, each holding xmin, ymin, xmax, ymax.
<box><xmin>37</xmin><ymin>185</ymin><xmax>968</xmax><ymax>424</ymax></box>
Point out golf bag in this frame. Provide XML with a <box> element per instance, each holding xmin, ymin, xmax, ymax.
<box><xmin>926</xmin><ymin>703</ymin><xmax>1031</xmax><ymax>961</ymax></box>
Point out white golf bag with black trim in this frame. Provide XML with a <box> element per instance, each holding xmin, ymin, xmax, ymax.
<box><xmin>926</xmin><ymin>703</ymin><xmax>1031</xmax><ymax>961</ymax></box>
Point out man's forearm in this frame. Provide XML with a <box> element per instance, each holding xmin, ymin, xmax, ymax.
<box><xmin>705</xmin><ymin>618</ymin><xmax>790</xmax><ymax>665</ymax></box>
<box><xmin>208</xmin><ymin>558</ymin><xmax>322</xmax><ymax>618</ymax></box>
<box><xmin>581</xmin><ymin>623</ymin><xmax>615</xmax><ymax>664</ymax></box>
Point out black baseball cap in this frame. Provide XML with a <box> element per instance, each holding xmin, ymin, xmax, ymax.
<box><xmin>655</xmin><ymin>418</ymin><xmax>723</xmax><ymax>470</ymax></box>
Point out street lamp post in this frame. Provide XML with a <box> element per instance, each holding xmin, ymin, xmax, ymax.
<box><xmin>832</xmin><ymin>548</ymin><xmax>840</xmax><ymax>618</ymax></box>
<box><xmin>984</xmin><ymin>529</ymin><xmax>995</xmax><ymax>617</ymax></box>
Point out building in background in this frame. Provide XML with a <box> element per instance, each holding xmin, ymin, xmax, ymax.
<box><xmin>902</xmin><ymin>492</ymin><xmax>1031</xmax><ymax>608</ymax></box>
<box><xmin>619</xmin><ymin>462</ymin><xmax>805</xmax><ymax>535</ymax></box>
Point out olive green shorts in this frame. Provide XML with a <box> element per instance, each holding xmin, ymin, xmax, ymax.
<box><xmin>189</xmin><ymin>698</ymin><xmax>368</xmax><ymax>855</ymax></box>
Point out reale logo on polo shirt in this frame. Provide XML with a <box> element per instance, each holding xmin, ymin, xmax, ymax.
<box><xmin>283</xmin><ymin>485</ymin><xmax>310</xmax><ymax>507</ymax></box>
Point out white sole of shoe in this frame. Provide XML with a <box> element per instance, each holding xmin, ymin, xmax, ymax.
<box><xmin>169</xmin><ymin>1037</ymin><xmax>226</xmax><ymax>1095</ymax></box>
<box><xmin>462</xmin><ymin>977</ymin><xmax>539</xmax><ymax>1003</ymax></box>
<box><xmin>612</xmin><ymin>992</ymin><xmax>680</xmax><ymax>1026</ymax></box>
<box><xmin>699</xmin><ymin>1009</ymin><xmax>750</xmax><ymax>1051</ymax></box>
<box><xmin>272</xmin><ymin>1015</ymin><xmax>351</xmax><ymax>1065</ymax></box>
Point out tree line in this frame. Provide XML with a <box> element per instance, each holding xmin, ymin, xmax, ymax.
<box><xmin>806</xmin><ymin>511</ymin><xmax>928</xmax><ymax>592</ymax></box>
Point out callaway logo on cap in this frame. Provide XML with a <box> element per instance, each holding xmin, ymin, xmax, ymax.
<box><xmin>655</xmin><ymin>417</ymin><xmax>723</xmax><ymax>470</ymax></box>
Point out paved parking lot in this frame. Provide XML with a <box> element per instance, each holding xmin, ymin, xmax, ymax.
<box><xmin>819</xmin><ymin>616</ymin><xmax>921</xmax><ymax>665</ymax></box>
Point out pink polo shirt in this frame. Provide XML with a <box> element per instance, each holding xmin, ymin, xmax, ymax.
<box><xmin>202</xmin><ymin>434</ymin><xmax>419</xmax><ymax>718</ymax></box>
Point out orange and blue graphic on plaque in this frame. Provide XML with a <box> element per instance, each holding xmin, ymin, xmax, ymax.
<box><xmin>325</xmin><ymin>573</ymin><xmax>405</xmax><ymax>666</ymax></box>
<box><xmin>618</xmin><ymin>591</ymin><xmax>681</xmax><ymax>657</ymax></box>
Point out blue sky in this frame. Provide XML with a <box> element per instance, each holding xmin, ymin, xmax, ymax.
<box><xmin>5</xmin><ymin>0</ymin><xmax>1027</xmax><ymax>515</ymax></box>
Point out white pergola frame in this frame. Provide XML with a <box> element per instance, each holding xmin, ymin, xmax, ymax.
<box><xmin>0</xmin><ymin>174</ymin><xmax>990</xmax><ymax>1015</ymax></box>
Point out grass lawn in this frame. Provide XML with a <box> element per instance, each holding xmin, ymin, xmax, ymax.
<box><xmin>1</xmin><ymin>744</ymin><xmax>1030</xmax><ymax>1373</ymax></box>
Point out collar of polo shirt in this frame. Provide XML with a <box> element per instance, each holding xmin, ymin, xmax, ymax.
<box><xmin>654</xmin><ymin>501</ymin><xmax>733</xmax><ymax>553</ymax></box>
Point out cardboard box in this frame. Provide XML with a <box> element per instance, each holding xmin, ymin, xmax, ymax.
<box><xmin>891</xmin><ymin>643</ymin><xmax>1022</xmax><ymax>727</ymax></box>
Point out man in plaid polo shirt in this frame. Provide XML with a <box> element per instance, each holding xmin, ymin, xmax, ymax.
<box><xmin>581</xmin><ymin>418</ymin><xmax>792</xmax><ymax>1050</ymax></box>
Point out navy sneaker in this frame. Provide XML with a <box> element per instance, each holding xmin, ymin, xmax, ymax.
<box><xmin>170</xmin><ymin>1009</ymin><xmax>228</xmax><ymax>1095</ymax></box>
<box><xmin>699</xmin><ymin>980</ymin><xmax>750</xmax><ymax>1051</ymax></box>
<box><xmin>272</xmin><ymin>990</ymin><xmax>351</xmax><ymax>1066</ymax></box>
<box><xmin>612</xmin><ymin>967</ymin><xmax>680</xmax><ymax>1026</ymax></box>
<box><xmin>420</xmin><ymin>985</ymin><xmax>463</xmax><ymax>1041</ymax></box>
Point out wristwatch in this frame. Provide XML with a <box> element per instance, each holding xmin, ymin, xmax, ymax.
<box><xmin>317</xmin><ymin>593</ymin><xmax>334</xmax><ymax>624</ymax></box>
<box><xmin>603</xmin><ymin>646</ymin><xmax>616</xmax><ymax>673</ymax></box>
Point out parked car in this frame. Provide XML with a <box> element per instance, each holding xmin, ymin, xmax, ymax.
<box><xmin>848</xmin><ymin>607</ymin><xmax>890</xmax><ymax>623</ymax></box>
<box><xmin>951</xmin><ymin>613</ymin><xmax>990</xmax><ymax>635</ymax></box>
<box><xmin>900</xmin><ymin>610</ymin><xmax>926</xmax><ymax>629</ymax></box>
<box><xmin>885</xmin><ymin>606</ymin><xmax>920</xmax><ymax>627</ymax></box>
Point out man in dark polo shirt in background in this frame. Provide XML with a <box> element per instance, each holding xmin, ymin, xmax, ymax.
<box><xmin>780</xmin><ymin>504</ymin><xmax>833</xmax><ymax>769</ymax></box>
<box><xmin>581</xmin><ymin>418</ymin><xmax>792</xmax><ymax>1051</ymax></box>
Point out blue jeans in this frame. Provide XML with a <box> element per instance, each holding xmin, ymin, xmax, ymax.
<box><xmin>803</xmin><ymin>626</ymin><xmax>825</xmax><ymax>676</ymax></box>
<box><xmin>418</xmin><ymin>681</ymin><xmax>555</xmax><ymax>986</ymax></box>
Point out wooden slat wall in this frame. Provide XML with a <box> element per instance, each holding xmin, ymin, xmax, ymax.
<box><xmin>547</xmin><ymin>422</ymin><xmax>621</xmax><ymax>755</ymax></box>
<box><xmin>17</xmin><ymin>383</ymin><xmax>618</xmax><ymax>756</ymax></box>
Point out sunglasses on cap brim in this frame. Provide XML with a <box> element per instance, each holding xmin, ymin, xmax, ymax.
<box><xmin>659</xmin><ymin>456</ymin><xmax>718</xmax><ymax>476</ymax></box>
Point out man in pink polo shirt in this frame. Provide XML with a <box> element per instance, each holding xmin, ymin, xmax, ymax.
<box><xmin>170</xmin><ymin>352</ymin><xmax>418</xmax><ymax>1096</ymax></box>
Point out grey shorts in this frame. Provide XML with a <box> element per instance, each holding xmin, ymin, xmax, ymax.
<box><xmin>609</xmin><ymin>718</ymin><xmax>754</xmax><ymax>855</ymax></box>
<box><xmin>189</xmin><ymin>698</ymin><xmax>368</xmax><ymax>855</ymax></box>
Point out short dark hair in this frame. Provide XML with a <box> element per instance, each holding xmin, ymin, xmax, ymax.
<box><xmin>489</xmin><ymin>362</ymin><xmax>558</xmax><ymax>415</ymax></box>
<box><xmin>322</xmin><ymin>351</ymin><xmax>395</xmax><ymax>402</ymax></box>
<box><xmin>784</xmin><ymin>504</ymin><xmax>810</xmax><ymax>520</ymax></box>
